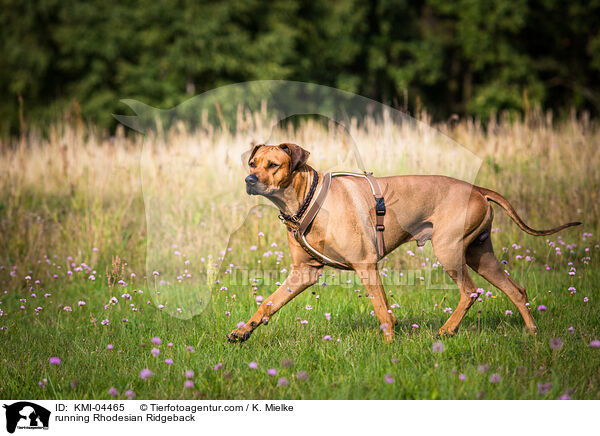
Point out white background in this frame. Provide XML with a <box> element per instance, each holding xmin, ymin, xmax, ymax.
<box><xmin>0</xmin><ymin>400</ymin><xmax>594</xmax><ymax>436</ymax></box>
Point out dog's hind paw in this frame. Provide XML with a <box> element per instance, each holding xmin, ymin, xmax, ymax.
<box><xmin>437</xmin><ymin>328</ymin><xmax>457</xmax><ymax>338</ymax></box>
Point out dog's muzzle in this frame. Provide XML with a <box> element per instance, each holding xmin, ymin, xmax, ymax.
<box><xmin>245</xmin><ymin>174</ymin><xmax>259</xmax><ymax>194</ymax></box>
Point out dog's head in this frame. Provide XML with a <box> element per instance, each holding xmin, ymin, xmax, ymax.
<box><xmin>245</xmin><ymin>143</ymin><xmax>310</xmax><ymax>195</ymax></box>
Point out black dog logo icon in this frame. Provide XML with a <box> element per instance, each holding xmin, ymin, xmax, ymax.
<box><xmin>3</xmin><ymin>402</ymin><xmax>50</xmax><ymax>433</ymax></box>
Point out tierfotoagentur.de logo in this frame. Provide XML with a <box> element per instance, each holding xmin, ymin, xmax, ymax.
<box><xmin>2</xmin><ymin>402</ymin><xmax>51</xmax><ymax>434</ymax></box>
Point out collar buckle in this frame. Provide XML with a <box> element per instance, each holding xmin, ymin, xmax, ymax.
<box><xmin>278</xmin><ymin>213</ymin><xmax>299</xmax><ymax>224</ymax></box>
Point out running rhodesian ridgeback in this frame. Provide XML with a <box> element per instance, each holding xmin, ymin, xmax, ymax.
<box><xmin>227</xmin><ymin>143</ymin><xmax>581</xmax><ymax>343</ymax></box>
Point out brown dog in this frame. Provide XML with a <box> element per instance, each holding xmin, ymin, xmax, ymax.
<box><xmin>227</xmin><ymin>143</ymin><xmax>581</xmax><ymax>343</ymax></box>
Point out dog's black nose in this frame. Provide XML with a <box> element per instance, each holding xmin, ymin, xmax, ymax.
<box><xmin>245</xmin><ymin>174</ymin><xmax>258</xmax><ymax>186</ymax></box>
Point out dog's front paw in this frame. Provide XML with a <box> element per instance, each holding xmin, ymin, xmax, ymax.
<box><xmin>382</xmin><ymin>331</ymin><xmax>395</xmax><ymax>343</ymax></box>
<box><xmin>227</xmin><ymin>329</ymin><xmax>252</xmax><ymax>343</ymax></box>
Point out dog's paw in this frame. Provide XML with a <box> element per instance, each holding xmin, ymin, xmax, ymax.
<box><xmin>382</xmin><ymin>332</ymin><xmax>395</xmax><ymax>343</ymax></box>
<box><xmin>437</xmin><ymin>328</ymin><xmax>457</xmax><ymax>338</ymax></box>
<box><xmin>227</xmin><ymin>329</ymin><xmax>252</xmax><ymax>343</ymax></box>
<box><xmin>525</xmin><ymin>326</ymin><xmax>538</xmax><ymax>336</ymax></box>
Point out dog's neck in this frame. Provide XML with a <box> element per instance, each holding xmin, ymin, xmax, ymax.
<box><xmin>265</xmin><ymin>164</ymin><xmax>317</xmax><ymax>217</ymax></box>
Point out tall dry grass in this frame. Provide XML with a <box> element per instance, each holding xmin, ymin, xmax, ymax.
<box><xmin>0</xmin><ymin>108</ymin><xmax>597</xmax><ymax>275</ymax></box>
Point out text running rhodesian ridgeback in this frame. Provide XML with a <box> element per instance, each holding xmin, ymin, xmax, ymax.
<box><xmin>227</xmin><ymin>143</ymin><xmax>581</xmax><ymax>343</ymax></box>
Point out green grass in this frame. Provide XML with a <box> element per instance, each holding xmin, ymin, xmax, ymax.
<box><xmin>1</xmin><ymin>114</ymin><xmax>598</xmax><ymax>399</ymax></box>
<box><xmin>1</xmin><ymin>224</ymin><xmax>598</xmax><ymax>400</ymax></box>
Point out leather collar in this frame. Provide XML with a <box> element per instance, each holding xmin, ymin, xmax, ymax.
<box><xmin>278</xmin><ymin>169</ymin><xmax>319</xmax><ymax>226</ymax></box>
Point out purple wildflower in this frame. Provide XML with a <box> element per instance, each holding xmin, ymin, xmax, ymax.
<box><xmin>297</xmin><ymin>371</ymin><xmax>308</xmax><ymax>380</ymax></box>
<box><xmin>538</xmin><ymin>382</ymin><xmax>552</xmax><ymax>395</ymax></box>
<box><xmin>549</xmin><ymin>338</ymin><xmax>563</xmax><ymax>350</ymax></box>
<box><xmin>431</xmin><ymin>341</ymin><xmax>445</xmax><ymax>353</ymax></box>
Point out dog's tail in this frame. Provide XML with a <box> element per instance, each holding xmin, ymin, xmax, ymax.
<box><xmin>476</xmin><ymin>187</ymin><xmax>582</xmax><ymax>236</ymax></box>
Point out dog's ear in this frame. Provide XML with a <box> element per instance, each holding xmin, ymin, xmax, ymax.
<box><xmin>248</xmin><ymin>143</ymin><xmax>264</xmax><ymax>163</ymax></box>
<box><xmin>279</xmin><ymin>143</ymin><xmax>310</xmax><ymax>172</ymax></box>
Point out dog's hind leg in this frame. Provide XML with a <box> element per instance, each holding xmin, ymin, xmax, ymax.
<box><xmin>431</xmin><ymin>235</ymin><xmax>479</xmax><ymax>335</ymax></box>
<box><xmin>353</xmin><ymin>263</ymin><xmax>397</xmax><ymax>342</ymax></box>
<box><xmin>436</xmin><ymin>263</ymin><xmax>479</xmax><ymax>336</ymax></box>
<box><xmin>227</xmin><ymin>265</ymin><xmax>321</xmax><ymax>343</ymax></box>
<box><xmin>466</xmin><ymin>237</ymin><xmax>537</xmax><ymax>334</ymax></box>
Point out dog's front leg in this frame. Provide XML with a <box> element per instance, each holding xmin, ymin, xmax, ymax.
<box><xmin>227</xmin><ymin>265</ymin><xmax>321</xmax><ymax>343</ymax></box>
<box><xmin>353</xmin><ymin>263</ymin><xmax>396</xmax><ymax>343</ymax></box>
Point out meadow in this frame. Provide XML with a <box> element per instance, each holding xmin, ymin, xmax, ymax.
<box><xmin>0</xmin><ymin>107</ymin><xmax>599</xmax><ymax>400</ymax></box>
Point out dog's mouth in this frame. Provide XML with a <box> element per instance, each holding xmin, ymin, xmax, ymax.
<box><xmin>246</xmin><ymin>182</ymin><xmax>267</xmax><ymax>195</ymax></box>
<box><xmin>246</xmin><ymin>182</ymin><xmax>278</xmax><ymax>196</ymax></box>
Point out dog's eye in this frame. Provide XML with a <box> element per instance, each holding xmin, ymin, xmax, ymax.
<box><xmin>249</xmin><ymin>161</ymin><xmax>256</xmax><ymax>168</ymax></box>
<box><xmin>267</xmin><ymin>162</ymin><xmax>279</xmax><ymax>169</ymax></box>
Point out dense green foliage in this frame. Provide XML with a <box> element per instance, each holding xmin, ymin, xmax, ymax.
<box><xmin>1</xmin><ymin>0</ymin><xmax>599</xmax><ymax>131</ymax></box>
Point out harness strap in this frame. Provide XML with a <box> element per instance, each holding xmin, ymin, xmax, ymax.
<box><xmin>364</xmin><ymin>172</ymin><xmax>386</xmax><ymax>259</ymax></box>
<box><xmin>287</xmin><ymin>171</ymin><xmax>387</xmax><ymax>268</ymax></box>
<box><xmin>298</xmin><ymin>172</ymin><xmax>332</xmax><ymax>236</ymax></box>
<box><xmin>293</xmin><ymin>172</ymin><xmax>350</xmax><ymax>269</ymax></box>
